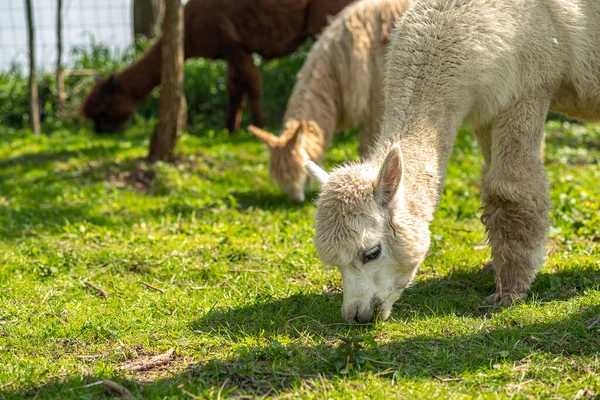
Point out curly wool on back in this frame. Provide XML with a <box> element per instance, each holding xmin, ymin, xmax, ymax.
<box><xmin>249</xmin><ymin>0</ymin><xmax>415</xmax><ymax>203</ymax></box>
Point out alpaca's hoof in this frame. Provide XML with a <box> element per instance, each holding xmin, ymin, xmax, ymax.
<box><xmin>487</xmin><ymin>291</ymin><xmax>527</xmax><ymax>305</ymax></box>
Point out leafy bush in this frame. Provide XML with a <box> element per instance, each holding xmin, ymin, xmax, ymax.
<box><xmin>0</xmin><ymin>39</ymin><xmax>309</xmax><ymax>132</ymax></box>
<box><xmin>0</xmin><ymin>66</ymin><xmax>29</xmax><ymax>128</ymax></box>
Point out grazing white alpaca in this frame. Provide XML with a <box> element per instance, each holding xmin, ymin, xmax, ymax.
<box><xmin>306</xmin><ymin>0</ymin><xmax>600</xmax><ymax>323</ymax></box>
<box><xmin>249</xmin><ymin>0</ymin><xmax>414</xmax><ymax>203</ymax></box>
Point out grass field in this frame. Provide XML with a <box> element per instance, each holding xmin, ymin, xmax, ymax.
<box><xmin>0</xmin><ymin>118</ymin><xmax>599</xmax><ymax>399</ymax></box>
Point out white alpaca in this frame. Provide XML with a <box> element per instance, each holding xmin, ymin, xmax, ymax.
<box><xmin>306</xmin><ymin>0</ymin><xmax>600</xmax><ymax>323</ymax></box>
<box><xmin>249</xmin><ymin>0</ymin><xmax>414</xmax><ymax>203</ymax></box>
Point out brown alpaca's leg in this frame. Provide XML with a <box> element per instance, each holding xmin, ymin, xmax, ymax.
<box><xmin>480</xmin><ymin>95</ymin><xmax>550</xmax><ymax>305</ymax></box>
<box><xmin>226</xmin><ymin>62</ymin><xmax>244</xmax><ymax>133</ymax></box>
<box><xmin>234</xmin><ymin>51</ymin><xmax>263</xmax><ymax>129</ymax></box>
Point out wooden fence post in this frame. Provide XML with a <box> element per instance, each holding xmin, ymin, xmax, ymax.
<box><xmin>148</xmin><ymin>0</ymin><xmax>186</xmax><ymax>162</ymax></box>
<box><xmin>25</xmin><ymin>0</ymin><xmax>41</xmax><ymax>136</ymax></box>
<box><xmin>133</xmin><ymin>0</ymin><xmax>165</xmax><ymax>39</ymax></box>
<box><xmin>56</xmin><ymin>0</ymin><xmax>65</xmax><ymax>119</ymax></box>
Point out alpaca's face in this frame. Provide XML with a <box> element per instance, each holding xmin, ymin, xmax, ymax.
<box><xmin>82</xmin><ymin>76</ymin><xmax>136</xmax><ymax>133</ymax></box>
<box><xmin>269</xmin><ymin>146</ymin><xmax>309</xmax><ymax>204</ymax></box>
<box><xmin>330</xmin><ymin>211</ymin><xmax>419</xmax><ymax>323</ymax></box>
<box><xmin>305</xmin><ymin>146</ymin><xmax>430</xmax><ymax>323</ymax></box>
<box><xmin>249</xmin><ymin>120</ymin><xmax>322</xmax><ymax>204</ymax></box>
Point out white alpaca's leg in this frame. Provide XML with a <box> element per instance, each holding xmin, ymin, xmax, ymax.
<box><xmin>473</xmin><ymin>124</ymin><xmax>494</xmax><ymax>275</ymax></box>
<box><xmin>473</xmin><ymin>123</ymin><xmax>492</xmax><ymax>169</ymax></box>
<box><xmin>480</xmin><ymin>95</ymin><xmax>550</xmax><ymax>305</ymax></box>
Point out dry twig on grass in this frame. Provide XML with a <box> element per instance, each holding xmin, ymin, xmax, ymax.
<box><xmin>76</xmin><ymin>354</ymin><xmax>105</xmax><ymax>360</ymax></box>
<box><xmin>83</xmin><ymin>380</ymin><xmax>133</xmax><ymax>399</ymax></box>
<box><xmin>575</xmin><ymin>388</ymin><xmax>596</xmax><ymax>399</ymax></box>
<box><xmin>0</xmin><ymin>381</ymin><xmax>14</xmax><ymax>390</ymax></box>
<box><xmin>587</xmin><ymin>314</ymin><xmax>600</xmax><ymax>330</ymax></box>
<box><xmin>81</xmin><ymin>278</ymin><xmax>108</xmax><ymax>298</ymax></box>
<box><xmin>102</xmin><ymin>380</ymin><xmax>134</xmax><ymax>399</ymax></box>
<box><xmin>121</xmin><ymin>348</ymin><xmax>175</xmax><ymax>372</ymax></box>
<box><xmin>181</xmin><ymin>388</ymin><xmax>203</xmax><ymax>399</ymax></box>
<box><xmin>140</xmin><ymin>281</ymin><xmax>165</xmax><ymax>293</ymax></box>
<box><xmin>433</xmin><ymin>375</ymin><xmax>464</xmax><ymax>382</ymax></box>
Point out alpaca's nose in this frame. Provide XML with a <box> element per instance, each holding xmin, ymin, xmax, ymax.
<box><xmin>342</xmin><ymin>304</ymin><xmax>358</xmax><ymax>323</ymax></box>
<box><xmin>355</xmin><ymin>310</ymin><xmax>373</xmax><ymax>324</ymax></box>
<box><xmin>342</xmin><ymin>304</ymin><xmax>373</xmax><ymax>324</ymax></box>
<box><xmin>289</xmin><ymin>190</ymin><xmax>305</xmax><ymax>204</ymax></box>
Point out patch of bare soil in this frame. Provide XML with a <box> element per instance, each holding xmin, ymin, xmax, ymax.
<box><xmin>105</xmin><ymin>162</ymin><xmax>155</xmax><ymax>193</ymax></box>
<box><xmin>100</xmin><ymin>152</ymin><xmax>234</xmax><ymax>192</ymax></box>
<box><xmin>172</xmin><ymin>153</ymin><xmax>235</xmax><ymax>173</ymax></box>
<box><xmin>120</xmin><ymin>348</ymin><xmax>194</xmax><ymax>382</ymax></box>
<box><xmin>121</xmin><ymin>348</ymin><xmax>174</xmax><ymax>372</ymax></box>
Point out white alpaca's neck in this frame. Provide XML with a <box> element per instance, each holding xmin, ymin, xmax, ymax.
<box><xmin>373</xmin><ymin>102</ymin><xmax>467</xmax><ymax>222</ymax></box>
<box><xmin>371</xmin><ymin>0</ymin><xmax>476</xmax><ymax>222</ymax></box>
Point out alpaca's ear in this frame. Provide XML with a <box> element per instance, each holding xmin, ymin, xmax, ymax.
<box><xmin>304</xmin><ymin>160</ymin><xmax>329</xmax><ymax>186</ymax></box>
<box><xmin>248</xmin><ymin>125</ymin><xmax>279</xmax><ymax>148</ymax></box>
<box><xmin>285</xmin><ymin>120</ymin><xmax>306</xmax><ymax>149</ymax></box>
<box><xmin>374</xmin><ymin>145</ymin><xmax>403</xmax><ymax>207</ymax></box>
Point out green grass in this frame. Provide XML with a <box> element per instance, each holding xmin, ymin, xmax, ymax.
<box><xmin>0</xmin><ymin>118</ymin><xmax>599</xmax><ymax>399</ymax></box>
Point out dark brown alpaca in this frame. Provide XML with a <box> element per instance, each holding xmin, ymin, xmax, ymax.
<box><xmin>83</xmin><ymin>0</ymin><xmax>356</xmax><ymax>133</ymax></box>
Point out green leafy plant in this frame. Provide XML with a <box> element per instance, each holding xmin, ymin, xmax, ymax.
<box><xmin>332</xmin><ymin>336</ymin><xmax>379</xmax><ymax>374</ymax></box>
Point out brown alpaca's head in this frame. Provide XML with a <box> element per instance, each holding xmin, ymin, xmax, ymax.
<box><xmin>249</xmin><ymin>120</ymin><xmax>324</xmax><ymax>204</ymax></box>
<box><xmin>82</xmin><ymin>75</ymin><xmax>137</xmax><ymax>134</ymax></box>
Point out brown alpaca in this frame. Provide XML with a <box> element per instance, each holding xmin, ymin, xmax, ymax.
<box><xmin>82</xmin><ymin>0</ymin><xmax>356</xmax><ymax>134</ymax></box>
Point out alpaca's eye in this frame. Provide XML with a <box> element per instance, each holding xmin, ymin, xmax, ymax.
<box><xmin>362</xmin><ymin>244</ymin><xmax>382</xmax><ymax>264</ymax></box>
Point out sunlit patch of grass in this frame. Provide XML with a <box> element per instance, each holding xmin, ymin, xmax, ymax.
<box><xmin>0</xmin><ymin>119</ymin><xmax>598</xmax><ymax>399</ymax></box>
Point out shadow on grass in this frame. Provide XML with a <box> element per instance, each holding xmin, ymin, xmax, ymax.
<box><xmin>0</xmin><ymin>125</ymin><xmax>360</xmax><ymax>240</ymax></box>
<box><xmin>0</xmin><ymin>155</ymin><xmax>160</xmax><ymax>240</ymax></box>
<box><xmin>0</xmin><ymin>147</ymin><xmax>110</xmax><ymax>169</ymax></box>
<box><xmin>0</xmin><ymin>203</ymin><xmax>123</xmax><ymax>240</ymax></box>
<box><xmin>190</xmin><ymin>264</ymin><xmax>600</xmax><ymax>344</ymax></box>
<box><xmin>192</xmin><ymin>292</ymin><xmax>361</xmax><ymax>341</ymax></box>
<box><xmin>5</xmin><ymin>299</ymin><xmax>599</xmax><ymax>399</ymax></box>
<box><xmin>0</xmin><ymin>127</ymin><xmax>150</xmax><ymax>170</ymax></box>
<box><xmin>231</xmin><ymin>189</ymin><xmax>318</xmax><ymax>210</ymax></box>
<box><xmin>185</xmin><ymin>124</ymin><xmax>360</xmax><ymax>157</ymax></box>
<box><xmin>0</xmin><ymin>135</ymin><xmax>325</xmax><ymax>241</ymax></box>
<box><xmin>0</xmin><ymin>153</ymin><xmax>307</xmax><ymax>240</ymax></box>
<box><xmin>3</xmin><ymin>257</ymin><xmax>598</xmax><ymax>398</ymax></box>
<box><xmin>401</xmin><ymin>262</ymin><xmax>600</xmax><ymax>317</ymax></box>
